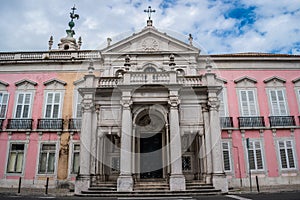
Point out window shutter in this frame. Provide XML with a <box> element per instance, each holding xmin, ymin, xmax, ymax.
<box><xmin>222</xmin><ymin>142</ymin><xmax>231</xmax><ymax>171</ymax></box>
<box><xmin>286</xmin><ymin>141</ymin><xmax>295</xmax><ymax>168</ymax></box>
<box><xmin>239</xmin><ymin>90</ymin><xmax>257</xmax><ymax>116</ymax></box>
<box><xmin>270</xmin><ymin>90</ymin><xmax>287</xmax><ymax>116</ymax></box>
<box><xmin>0</xmin><ymin>93</ymin><xmax>9</xmax><ymax>118</ymax></box>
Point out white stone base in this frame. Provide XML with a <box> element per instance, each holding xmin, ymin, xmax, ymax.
<box><xmin>75</xmin><ymin>175</ymin><xmax>90</xmax><ymax>195</ymax></box>
<box><xmin>212</xmin><ymin>173</ymin><xmax>228</xmax><ymax>193</ymax></box>
<box><xmin>117</xmin><ymin>175</ymin><xmax>133</xmax><ymax>192</ymax></box>
<box><xmin>169</xmin><ymin>175</ymin><xmax>186</xmax><ymax>191</ymax></box>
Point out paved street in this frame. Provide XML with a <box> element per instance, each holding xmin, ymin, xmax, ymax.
<box><xmin>1</xmin><ymin>191</ymin><xmax>300</xmax><ymax>200</ymax></box>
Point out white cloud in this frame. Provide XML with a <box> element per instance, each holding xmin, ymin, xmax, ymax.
<box><xmin>0</xmin><ymin>0</ymin><xmax>299</xmax><ymax>54</ymax></box>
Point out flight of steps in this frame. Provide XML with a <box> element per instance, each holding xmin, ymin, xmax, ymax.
<box><xmin>77</xmin><ymin>180</ymin><xmax>222</xmax><ymax>197</ymax></box>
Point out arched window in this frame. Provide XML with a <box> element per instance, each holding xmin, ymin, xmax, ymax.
<box><xmin>144</xmin><ymin>66</ymin><xmax>156</xmax><ymax>72</ymax></box>
<box><xmin>176</xmin><ymin>69</ymin><xmax>185</xmax><ymax>76</ymax></box>
<box><xmin>115</xmin><ymin>69</ymin><xmax>125</xmax><ymax>77</ymax></box>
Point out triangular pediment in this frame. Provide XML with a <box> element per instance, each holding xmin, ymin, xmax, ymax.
<box><xmin>101</xmin><ymin>26</ymin><xmax>200</xmax><ymax>54</ymax></box>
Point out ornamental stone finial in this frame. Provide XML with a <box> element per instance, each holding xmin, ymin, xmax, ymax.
<box><xmin>48</xmin><ymin>36</ymin><xmax>53</xmax><ymax>50</ymax></box>
<box><xmin>66</xmin><ymin>5</ymin><xmax>79</xmax><ymax>37</ymax></box>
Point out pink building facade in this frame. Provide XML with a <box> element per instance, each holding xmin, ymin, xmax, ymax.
<box><xmin>0</xmin><ymin>21</ymin><xmax>299</xmax><ymax>193</ymax></box>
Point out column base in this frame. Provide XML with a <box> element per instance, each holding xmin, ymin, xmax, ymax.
<box><xmin>117</xmin><ymin>175</ymin><xmax>133</xmax><ymax>192</ymax></box>
<box><xmin>75</xmin><ymin>174</ymin><xmax>90</xmax><ymax>195</ymax></box>
<box><xmin>169</xmin><ymin>174</ymin><xmax>186</xmax><ymax>191</ymax></box>
<box><xmin>205</xmin><ymin>173</ymin><xmax>212</xmax><ymax>184</ymax></box>
<box><xmin>212</xmin><ymin>173</ymin><xmax>228</xmax><ymax>193</ymax></box>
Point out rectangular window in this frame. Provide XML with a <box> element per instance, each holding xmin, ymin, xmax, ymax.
<box><xmin>0</xmin><ymin>92</ymin><xmax>9</xmax><ymax>118</ymax></box>
<box><xmin>269</xmin><ymin>89</ymin><xmax>288</xmax><ymax>116</ymax></box>
<box><xmin>278</xmin><ymin>140</ymin><xmax>295</xmax><ymax>169</ymax></box>
<box><xmin>44</xmin><ymin>92</ymin><xmax>61</xmax><ymax>118</ymax></box>
<box><xmin>7</xmin><ymin>143</ymin><xmax>25</xmax><ymax>173</ymax></box>
<box><xmin>219</xmin><ymin>90</ymin><xmax>227</xmax><ymax>117</ymax></box>
<box><xmin>239</xmin><ymin>90</ymin><xmax>258</xmax><ymax>116</ymax></box>
<box><xmin>75</xmin><ymin>92</ymin><xmax>82</xmax><ymax>118</ymax></box>
<box><xmin>38</xmin><ymin>144</ymin><xmax>56</xmax><ymax>174</ymax></box>
<box><xmin>15</xmin><ymin>93</ymin><xmax>32</xmax><ymax>118</ymax></box>
<box><xmin>222</xmin><ymin>142</ymin><xmax>231</xmax><ymax>171</ymax></box>
<box><xmin>71</xmin><ymin>144</ymin><xmax>80</xmax><ymax>174</ymax></box>
<box><xmin>247</xmin><ymin>140</ymin><xmax>263</xmax><ymax>170</ymax></box>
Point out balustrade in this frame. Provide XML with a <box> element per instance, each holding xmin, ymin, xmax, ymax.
<box><xmin>37</xmin><ymin>119</ymin><xmax>64</xmax><ymax>129</ymax></box>
<box><xmin>269</xmin><ymin>116</ymin><xmax>295</xmax><ymax>127</ymax></box>
<box><xmin>7</xmin><ymin>119</ymin><xmax>33</xmax><ymax>129</ymax></box>
<box><xmin>69</xmin><ymin>118</ymin><xmax>82</xmax><ymax>130</ymax></box>
<box><xmin>238</xmin><ymin>116</ymin><xmax>265</xmax><ymax>128</ymax></box>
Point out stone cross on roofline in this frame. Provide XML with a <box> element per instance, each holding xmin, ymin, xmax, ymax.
<box><xmin>144</xmin><ymin>6</ymin><xmax>155</xmax><ymax>26</ymax></box>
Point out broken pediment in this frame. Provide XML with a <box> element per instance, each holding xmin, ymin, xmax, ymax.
<box><xmin>101</xmin><ymin>27</ymin><xmax>200</xmax><ymax>54</ymax></box>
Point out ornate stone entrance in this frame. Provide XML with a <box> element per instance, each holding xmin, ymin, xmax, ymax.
<box><xmin>140</xmin><ymin>132</ymin><xmax>163</xmax><ymax>179</ymax></box>
<box><xmin>134</xmin><ymin>106</ymin><xmax>168</xmax><ymax>180</ymax></box>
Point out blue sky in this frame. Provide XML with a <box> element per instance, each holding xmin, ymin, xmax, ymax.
<box><xmin>0</xmin><ymin>0</ymin><xmax>299</xmax><ymax>54</ymax></box>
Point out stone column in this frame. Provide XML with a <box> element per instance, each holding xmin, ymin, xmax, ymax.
<box><xmin>75</xmin><ymin>96</ymin><xmax>94</xmax><ymax>194</ymax></box>
<box><xmin>117</xmin><ymin>93</ymin><xmax>133</xmax><ymax>191</ymax></box>
<box><xmin>168</xmin><ymin>90</ymin><xmax>185</xmax><ymax>191</ymax></box>
<box><xmin>208</xmin><ymin>96</ymin><xmax>228</xmax><ymax>193</ymax></box>
<box><xmin>201</xmin><ymin>103</ymin><xmax>212</xmax><ymax>184</ymax></box>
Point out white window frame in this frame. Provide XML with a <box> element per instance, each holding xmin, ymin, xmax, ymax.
<box><xmin>70</xmin><ymin>142</ymin><xmax>80</xmax><ymax>174</ymax></box>
<box><xmin>222</xmin><ymin>141</ymin><xmax>232</xmax><ymax>172</ymax></box>
<box><xmin>6</xmin><ymin>142</ymin><xmax>26</xmax><ymax>174</ymax></box>
<box><xmin>267</xmin><ymin>88</ymin><xmax>288</xmax><ymax>116</ymax></box>
<box><xmin>238</xmin><ymin>89</ymin><xmax>259</xmax><ymax>116</ymax></box>
<box><xmin>14</xmin><ymin>92</ymin><xmax>33</xmax><ymax>119</ymax></box>
<box><xmin>245</xmin><ymin>139</ymin><xmax>265</xmax><ymax>172</ymax></box>
<box><xmin>43</xmin><ymin>91</ymin><xmax>62</xmax><ymax>119</ymax></box>
<box><xmin>0</xmin><ymin>91</ymin><xmax>9</xmax><ymax>119</ymax></box>
<box><xmin>277</xmin><ymin>139</ymin><xmax>297</xmax><ymax>170</ymax></box>
<box><xmin>219</xmin><ymin>88</ymin><xmax>229</xmax><ymax>117</ymax></box>
<box><xmin>295</xmin><ymin>88</ymin><xmax>300</xmax><ymax>113</ymax></box>
<box><xmin>73</xmin><ymin>90</ymin><xmax>82</xmax><ymax>119</ymax></box>
<box><xmin>37</xmin><ymin>142</ymin><xmax>58</xmax><ymax>175</ymax></box>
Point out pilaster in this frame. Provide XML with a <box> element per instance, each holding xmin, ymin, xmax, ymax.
<box><xmin>117</xmin><ymin>93</ymin><xmax>133</xmax><ymax>192</ymax></box>
<box><xmin>168</xmin><ymin>90</ymin><xmax>185</xmax><ymax>191</ymax></box>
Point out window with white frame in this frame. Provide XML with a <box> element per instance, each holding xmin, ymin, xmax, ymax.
<box><xmin>71</xmin><ymin>144</ymin><xmax>80</xmax><ymax>174</ymax></box>
<box><xmin>38</xmin><ymin>143</ymin><xmax>56</xmax><ymax>174</ymax></box>
<box><xmin>219</xmin><ymin>89</ymin><xmax>228</xmax><ymax>117</ymax></box>
<box><xmin>278</xmin><ymin>140</ymin><xmax>296</xmax><ymax>170</ymax></box>
<box><xmin>268</xmin><ymin>89</ymin><xmax>288</xmax><ymax>116</ymax></box>
<box><xmin>222</xmin><ymin>141</ymin><xmax>232</xmax><ymax>172</ymax></box>
<box><xmin>238</xmin><ymin>90</ymin><xmax>258</xmax><ymax>116</ymax></box>
<box><xmin>15</xmin><ymin>92</ymin><xmax>32</xmax><ymax>118</ymax></box>
<box><xmin>0</xmin><ymin>92</ymin><xmax>9</xmax><ymax>118</ymax></box>
<box><xmin>44</xmin><ymin>92</ymin><xmax>61</xmax><ymax>118</ymax></box>
<box><xmin>247</xmin><ymin>140</ymin><xmax>264</xmax><ymax>170</ymax></box>
<box><xmin>7</xmin><ymin>143</ymin><xmax>25</xmax><ymax>173</ymax></box>
<box><xmin>75</xmin><ymin>91</ymin><xmax>82</xmax><ymax>118</ymax></box>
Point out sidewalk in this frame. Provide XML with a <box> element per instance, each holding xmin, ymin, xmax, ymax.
<box><xmin>0</xmin><ymin>187</ymin><xmax>73</xmax><ymax>197</ymax></box>
<box><xmin>229</xmin><ymin>184</ymin><xmax>300</xmax><ymax>194</ymax></box>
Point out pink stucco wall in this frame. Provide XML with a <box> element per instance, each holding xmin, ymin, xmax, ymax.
<box><xmin>0</xmin><ymin>73</ymin><xmax>58</xmax><ymax>180</ymax></box>
<box><xmin>219</xmin><ymin>69</ymin><xmax>300</xmax><ymax>179</ymax></box>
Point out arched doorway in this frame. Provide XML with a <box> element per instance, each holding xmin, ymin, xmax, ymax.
<box><xmin>134</xmin><ymin>106</ymin><xmax>168</xmax><ymax>180</ymax></box>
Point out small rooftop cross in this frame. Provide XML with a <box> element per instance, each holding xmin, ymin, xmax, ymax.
<box><xmin>144</xmin><ymin>6</ymin><xmax>155</xmax><ymax>20</ymax></box>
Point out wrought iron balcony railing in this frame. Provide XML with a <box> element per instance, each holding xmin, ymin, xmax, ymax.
<box><xmin>7</xmin><ymin>119</ymin><xmax>33</xmax><ymax>130</ymax></box>
<box><xmin>220</xmin><ymin>117</ymin><xmax>234</xmax><ymax>128</ymax></box>
<box><xmin>269</xmin><ymin>116</ymin><xmax>296</xmax><ymax>127</ymax></box>
<box><xmin>68</xmin><ymin>118</ymin><xmax>82</xmax><ymax>130</ymax></box>
<box><xmin>0</xmin><ymin>119</ymin><xmax>3</xmax><ymax>130</ymax></box>
<box><xmin>238</xmin><ymin>116</ymin><xmax>265</xmax><ymax>128</ymax></box>
<box><xmin>37</xmin><ymin>119</ymin><xmax>64</xmax><ymax>130</ymax></box>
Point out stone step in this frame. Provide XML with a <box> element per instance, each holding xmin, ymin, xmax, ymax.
<box><xmin>78</xmin><ymin>189</ymin><xmax>222</xmax><ymax>197</ymax></box>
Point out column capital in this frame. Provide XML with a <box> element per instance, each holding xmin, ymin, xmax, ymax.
<box><xmin>207</xmin><ymin>97</ymin><xmax>220</xmax><ymax>111</ymax></box>
<box><xmin>168</xmin><ymin>96</ymin><xmax>180</xmax><ymax>109</ymax></box>
<box><xmin>121</xmin><ymin>99</ymin><xmax>132</xmax><ymax>109</ymax></box>
<box><xmin>82</xmin><ymin>100</ymin><xmax>95</xmax><ymax>113</ymax></box>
